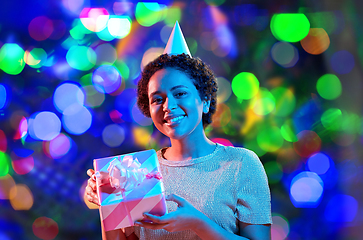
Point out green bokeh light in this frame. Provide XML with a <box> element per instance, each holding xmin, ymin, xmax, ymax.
<box><xmin>243</xmin><ymin>139</ymin><xmax>266</xmax><ymax>157</ymax></box>
<box><xmin>264</xmin><ymin>161</ymin><xmax>283</xmax><ymax>184</ymax></box>
<box><xmin>251</xmin><ymin>88</ymin><xmax>276</xmax><ymax>115</ymax></box>
<box><xmin>316</xmin><ymin>74</ymin><xmax>342</xmax><ymax>100</ymax></box>
<box><xmin>340</xmin><ymin>111</ymin><xmax>361</xmax><ymax>134</ymax></box>
<box><xmin>135</xmin><ymin>3</ymin><xmax>166</xmax><ymax>27</ymax></box>
<box><xmin>164</xmin><ymin>7</ymin><xmax>181</xmax><ymax>26</ymax></box>
<box><xmin>231</xmin><ymin>72</ymin><xmax>259</xmax><ymax>100</ymax></box>
<box><xmin>281</xmin><ymin>119</ymin><xmax>298</xmax><ymax>142</ymax></box>
<box><xmin>0</xmin><ymin>152</ymin><xmax>10</xmax><ymax>177</ymax></box>
<box><xmin>186</xmin><ymin>37</ymin><xmax>198</xmax><ymax>56</ymax></box>
<box><xmin>270</xmin><ymin>13</ymin><xmax>310</xmax><ymax>42</ymax></box>
<box><xmin>271</xmin><ymin>87</ymin><xmax>296</xmax><ymax>117</ymax></box>
<box><xmin>257</xmin><ymin>126</ymin><xmax>284</xmax><ymax>152</ymax></box>
<box><xmin>70</xmin><ymin>19</ymin><xmax>92</xmax><ymax>40</ymax></box>
<box><xmin>321</xmin><ymin>108</ymin><xmax>342</xmax><ymax>131</ymax></box>
<box><xmin>0</xmin><ymin>43</ymin><xmax>26</xmax><ymax>75</ymax></box>
<box><xmin>66</xmin><ymin>45</ymin><xmax>96</xmax><ymax>71</ymax></box>
<box><xmin>114</xmin><ymin>60</ymin><xmax>130</xmax><ymax>81</ymax></box>
<box><xmin>28</xmin><ymin>48</ymin><xmax>47</xmax><ymax>68</ymax></box>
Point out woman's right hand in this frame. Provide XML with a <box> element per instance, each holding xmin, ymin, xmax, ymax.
<box><xmin>86</xmin><ymin>169</ymin><xmax>100</xmax><ymax>206</ymax></box>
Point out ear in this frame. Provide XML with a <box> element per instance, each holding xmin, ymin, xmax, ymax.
<box><xmin>203</xmin><ymin>95</ymin><xmax>211</xmax><ymax>114</ymax></box>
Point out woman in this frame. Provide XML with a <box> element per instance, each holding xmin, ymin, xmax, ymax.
<box><xmin>86</xmin><ymin>23</ymin><xmax>272</xmax><ymax>240</ymax></box>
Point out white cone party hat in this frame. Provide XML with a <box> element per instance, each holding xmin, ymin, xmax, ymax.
<box><xmin>163</xmin><ymin>21</ymin><xmax>192</xmax><ymax>57</ymax></box>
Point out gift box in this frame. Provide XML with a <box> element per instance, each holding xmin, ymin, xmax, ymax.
<box><xmin>93</xmin><ymin>149</ymin><xmax>167</xmax><ymax>231</ymax></box>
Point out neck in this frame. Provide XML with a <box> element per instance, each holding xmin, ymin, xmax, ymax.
<box><xmin>165</xmin><ymin>131</ymin><xmax>216</xmax><ymax>161</ymax></box>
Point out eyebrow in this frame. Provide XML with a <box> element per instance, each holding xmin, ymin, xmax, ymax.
<box><xmin>149</xmin><ymin>85</ymin><xmax>188</xmax><ymax>98</ymax></box>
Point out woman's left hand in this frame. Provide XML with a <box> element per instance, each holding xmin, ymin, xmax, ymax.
<box><xmin>134</xmin><ymin>194</ymin><xmax>206</xmax><ymax>233</ymax></box>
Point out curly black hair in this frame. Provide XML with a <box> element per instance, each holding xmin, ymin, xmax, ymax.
<box><xmin>137</xmin><ymin>53</ymin><xmax>218</xmax><ymax>127</ymax></box>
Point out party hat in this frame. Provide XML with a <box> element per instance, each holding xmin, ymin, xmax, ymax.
<box><xmin>163</xmin><ymin>21</ymin><xmax>192</xmax><ymax>57</ymax></box>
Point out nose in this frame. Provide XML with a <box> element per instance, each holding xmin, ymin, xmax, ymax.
<box><xmin>163</xmin><ymin>97</ymin><xmax>177</xmax><ymax>112</ymax></box>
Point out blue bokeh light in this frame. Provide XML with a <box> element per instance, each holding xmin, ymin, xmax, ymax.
<box><xmin>0</xmin><ymin>84</ymin><xmax>7</xmax><ymax>109</ymax></box>
<box><xmin>307</xmin><ymin>152</ymin><xmax>331</xmax><ymax>175</ymax></box>
<box><xmin>28</xmin><ymin>111</ymin><xmax>61</xmax><ymax>141</ymax></box>
<box><xmin>330</xmin><ymin>50</ymin><xmax>355</xmax><ymax>74</ymax></box>
<box><xmin>62</xmin><ymin>106</ymin><xmax>92</xmax><ymax>135</ymax></box>
<box><xmin>101</xmin><ymin>124</ymin><xmax>125</xmax><ymax>147</ymax></box>
<box><xmin>53</xmin><ymin>82</ymin><xmax>85</xmax><ymax>113</ymax></box>
<box><xmin>92</xmin><ymin>65</ymin><xmax>122</xmax><ymax>94</ymax></box>
<box><xmin>290</xmin><ymin>171</ymin><xmax>324</xmax><ymax>208</ymax></box>
<box><xmin>324</xmin><ymin>194</ymin><xmax>358</xmax><ymax>222</ymax></box>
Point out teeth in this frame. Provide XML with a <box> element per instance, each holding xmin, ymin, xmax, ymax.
<box><xmin>168</xmin><ymin>116</ymin><xmax>185</xmax><ymax>123</ymax></box>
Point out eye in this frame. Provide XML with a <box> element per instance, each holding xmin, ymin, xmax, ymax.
<box><xmin>174</xmin><ymin>91</ymin><xmax>187</xmax><ymax>98</ymax></box>
<box><xmin>151</xmin><ymin>97</ymin><xmax>163</xmax><ymax>104</ymax></box>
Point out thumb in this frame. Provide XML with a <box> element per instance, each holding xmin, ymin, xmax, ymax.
<box><xmin>166</xmin><ymin>194</ymin><xmax>187</xmax><ymax>207</ymax></box>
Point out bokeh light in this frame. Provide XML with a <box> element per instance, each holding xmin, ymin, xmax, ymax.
<box><xmin>250</xmin><ymin>88</ymin><xmax>276</xmax><ymax>116</ymax></box>
<box><xmin>271</xmin><ymin>87</ymin><xmax>296</xmax><ymax>117</ymax></box>
<box><xmin>0</xmin><ymin>43</ymin><xmax>26</xmax><ymax>75</ymax></box>
<box><xmin>280</xmin><ymin>119</ymin><xmax>298</xmax><ymax>142</ymax></box>
<box><xmin>131</xmin><ymin>102</ymin><xmax>153</xmax><ymax>126</ymax></box>
<box><xmin>48</xmin><ymin>133</ymin><xmax>72</xmax><ymax>159</ymax></box>
<box><xmin>321</xmin><ymin>108</ymin><xmax>342</xmax><ymax>131</ymax></box>
<box><xmin>0</xmin><ymin>129</ymin><xmax>7</xmax><ymax>152</ymax></box>
<box><xmin>66</xmin><ymin>45</ymin><xmax>96</xmax><ymax>71</ymax></box>
<box><xmin>102</xmin><ymin>124</ymin><xmax>125</xmax><ymax>147</ymax></box>
<box><xmin>92</xmin><ymin>65</ymin><xmax>122</xmax><ymax>94</ymax></box>
<box><xmin>24</xmin><ymin>48</ymin><xmax>47</xmax><ymax>68</ymax></box>
<box><xmin>324</xmin><ymin>194</ymin><xmax>358</xmax><ymax>222</ymax></box>
<box><xmin>82</xmin><ymin>85</ymin><xmax>105</xmax><ymax>108</ymax></box>
<box><xmin>271</xmin><ymin>214</ymin><xmax>289</xmax><ymax>240</ymax></box>
<box><xmin>290</xmin><ymin>171</ymin><xmax>324</xmax><ymax>208</ymax></box>
<box><xmin>211</xmin><ymin>103</ymin><xmax>231</xmax><ymax>127</ymax></box>
<box><xmin>0</xmin><ymin>152</ymin><xmax>11</xmax><ymax>177</ymax></box>
<box><xmin>307</xmin><ymin>152</ymin><xmax>330</xmax><ymax>175</ymax></box>
<box><xmin>257</xmin><ymin>126</ymin><xmax>284</xmax><ymax>152</ymax></box>
<box><xmin>141</xmin><ymin>47</ymin><xmax>164</xmax><ymax>69</ymax></box>
<box><xmin>293</xmin><ymin>130</ymin><xmax>321</xmax><ymax>158</ymax></box>
<box><xmin>80</xmin><ymin>8</ymin><xmax>109</xmax><ymax>32</ymax></box>
<box><xmin>133</xmin><ymin>126</ymin><xmax>152</xmax><ymax>147</ymax></box>
<box><xmin>11</xmin><ymin>156</ymin><xmax>34</xmax><ymax>175</ymax></box>
<box><xmin>53</xmin><ymin>82</ymin><xmax>85</xmax><ymax>114</ymax></box>
<box><xmin>204</xmin><ymin>0</ymin><xmax>226</xmax><ymax>6</ymax></box>
<box><xmin>216</xmin><ymin>77</ymin><xmax>232</xmax><ymax>103</ymax></box>
<box><xmin>0</xmin><ymin>84</ymin><xmax>6</xmax><ymax>109</ymax></box>
<box><xmin>107</xmin><ymin>16</ymin><xmax>132</xmax><ymax>39</ymax></box>
<box><xmin>271</xmin><ymin>41</ymin><xmax>299</xmax><ymax>68</ymax></box>
<box><xmin>9</xmin><ymin>184</ymin><xmax>34</xmax><ymax>210</ymax></box>
<box><xmin>135</xmin><ymin>2</ymin><xmax>166</xmax><ymax>27</ymax></box>
<box><xmin>330</xmin><ymin>50</ymin><xmax>355</xmax><ymax>74</ymax></box>
<box><xmin>231</xmin><ymin>72</ymin><xmax>259</xmax><ymax>100</ymax></box>
<box><xmin>28</xmin><ymin>111</ymin><xmax>61</xmax><ymax>141</ymax></box>
<box><xmin>0</xmin><ymin>174</ymin><xmax>16</xmax><ymax>199</ymax></box>
<box><xmin>316</xmin><ymin>74</ymin><xmax>342</xmax><ymax>100</ymax></box>
<box><xmin>62</xmin><ymin>106</ymin><xmax>92</xmax><ymax>135</ymax></box>
<box><xmin>32</xmin><ymin>217</ymin><xmax>59</xmax><ymax>240</ymax></box>
<box><xmin>164</xmin><ymin>6</ymin><xmax>181</xmax><ymax>25</ymax></box>
<box><xmin>270</xmin><ymin>13</ymin><xmax>310</xmax><ymax>42</ymax></box>
<box><xmin>95</xmin><ymin>43</ymin><xmax>117</xmax><ymax>65</ymax></box>
<box><xmin>28</xmin><ymin>16</ymin><xmax>54</xmax><ymax>41</ymax></box>
<box><xmin>301</xmin><ymin>28</ymin><xmax>330</xmax><ymax>55</ymax></box>
<box><xmin>211</xmin><ymin>138</ymin><xmax>234</xmax><ymax>146</ymax></box>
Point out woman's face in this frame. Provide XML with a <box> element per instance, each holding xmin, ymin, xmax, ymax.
<box><xmin>148</xmin><ymin>68</ymin><xmax>208</xmax><ymax>140</ymax></box>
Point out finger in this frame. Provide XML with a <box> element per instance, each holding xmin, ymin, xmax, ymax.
<box><xmin>134</xmin><ymin>221</ymin><xmax>168</xmax><ymax>230</ymax></box>
<box><xmin>166</xmin><ymin>194</ymin><xmax>187</xmax><ymax>207</ymax></box>
<box><xmin>143</xmin><ymin>213</ymin><xmax>168</xmax><ymax>223</ymax></box>
<box><xmin>86</xmin><ymin>186</ymin><xmax>98</xmax><ymax>199</ymax></box>
<box><xmin>87</xmin><ymin>169</ymin><xmax>95</xmax><ymax>177</ymax></box>
<box><xmin>87</xmin><ymin>178</ymin><xmax>97</xmax><ymax>191</ymax></box>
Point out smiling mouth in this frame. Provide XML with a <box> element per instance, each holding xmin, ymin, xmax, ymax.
<box><xmin>164</xmin><ymin>115</ymin><xmax>186</xmax><ymax>126</ymax></box>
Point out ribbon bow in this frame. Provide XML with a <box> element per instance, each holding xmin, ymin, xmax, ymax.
<box><xmin>107</xmin><ymin>155</ymin><xmax>148</xmax><ymax>192</ymax></box>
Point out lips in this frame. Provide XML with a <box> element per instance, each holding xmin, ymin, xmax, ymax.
<box><xmin>164</xmin><ymin>115</ymin><xmax>186</xmax><ymax>125</ymax></box>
